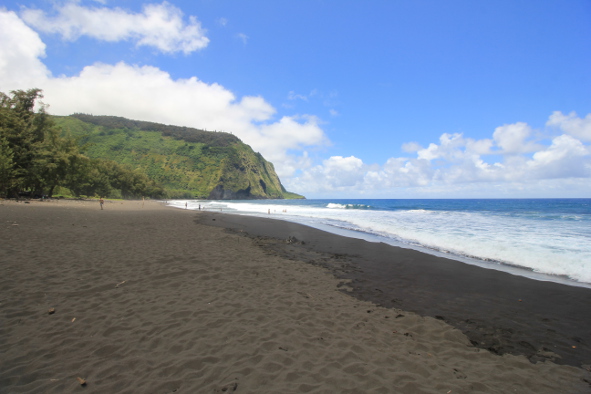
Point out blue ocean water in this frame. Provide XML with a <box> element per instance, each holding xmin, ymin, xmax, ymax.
<box><xmin>168</xmin><ymin>199</ymin><xmax>591</xmax><ymax>287</ymax></box>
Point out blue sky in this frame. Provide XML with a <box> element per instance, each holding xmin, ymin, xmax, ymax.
<box><xmin>1</xmin><ymin>0</ymin><xmax>590</xmax><ymax>198</ymax></box>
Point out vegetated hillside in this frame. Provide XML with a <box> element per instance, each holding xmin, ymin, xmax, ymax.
<box><xmin>53</xmin><ymin>114</ymin><xmax>304</xmax><ymax>200</ymax></box>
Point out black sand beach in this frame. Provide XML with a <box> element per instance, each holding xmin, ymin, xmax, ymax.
<box><xmin>1</xmin><ymin>200</ymin><xmax>590</xmax><ymax>393</ymax></box>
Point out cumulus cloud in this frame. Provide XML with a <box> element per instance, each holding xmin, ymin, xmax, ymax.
<box><xmin>0</xmin><ymin>9</ymin><xmax>327</xmax><ymax>177</ymax></box>
<box><xmin>492</xmin><ymin>122</ymin><xmax>541</xmax><ymax>153</ymax></box>
<box><xmin>416</xmin><ymin>133</ymin><xmax>492</xmax><ymax>162</ymax></box>
<box><xmin>287</xmin><ymin>156</ymin><xmax>368</xmax><ymax>193</ymax></box>
<box><xmin>0</xmin><ymin>10</ymin><xmax>50</xmax><ymax>86</ymax></box>
<box><xmin>285</xmin><ymin>120</ymin><xmax>591</xmax><ymax>197</ymax></box>
<box><xmin>526</xmin><ymin>134</ymin><xmax>590</xmax><ymax>178</ymax></box>
<box><xmin>546</xmin><ymin>111</ymin><xmax>591</xmax><ymax>142</ymax></box>
<box><xmin>21</xmin><ymin>1</ymin><xmax>209</xmax><ymax>54</ymax></box>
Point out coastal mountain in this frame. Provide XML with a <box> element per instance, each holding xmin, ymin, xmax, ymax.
<box><xmin>53</xmin><ymin>114</ymin><xmax>304</xmax><ymax>200</ymax></box>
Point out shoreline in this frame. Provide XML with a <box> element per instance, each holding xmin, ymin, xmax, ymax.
<box><xmin>197</xmin><ymin>210</ymin><xmax>591</xmax><ymax>368</ymax></box>
<box><xmin>1</xmin><ymin>200</ymin><xmax>590</xmax><ymax>393</ymax></box>
<box><xmin>166</xmin><ymin>199</ymin><xmax>591</xmax><ymax>289</ymax></box>
<box><xmin>198</xmin><ymin>209</ymin><xmax>591</xmax><ymax>290</ymax></box>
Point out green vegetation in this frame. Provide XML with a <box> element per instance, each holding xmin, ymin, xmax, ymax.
<box><xmin>0</xmin><ymin>89</ymin><xmax>165</xmax><ymax>199</ymax></box>
<box><xmin>0</xmin><ymin>88</ymin><xmax>304</xmax><ymax>200</ymax></box>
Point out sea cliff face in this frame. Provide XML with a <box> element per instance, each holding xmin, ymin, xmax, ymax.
<box><xmin>53</xmin><ymin>114</ymin><xmax>304</xmax><ymax>200</ymax></box>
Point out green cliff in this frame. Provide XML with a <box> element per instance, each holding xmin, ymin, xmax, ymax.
<box><xmin>53</xmin><ymin>114</ymin><xmax>304</xmax><ymax>200</ymax></box>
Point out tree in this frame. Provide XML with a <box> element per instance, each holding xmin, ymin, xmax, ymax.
<box><xmin>0</xmin><ymin>89</ymin><xmax>47</xmax><ymax>197</ymax></box>
<box><xmin>0</xmin><ymin>136</ymin><xmax>15</xmax><ymax>196</ymax></box>
<box><xmin>33</xmin><ymin>126</ymin><xmax>87</xmax><ymax>197</ymax></box>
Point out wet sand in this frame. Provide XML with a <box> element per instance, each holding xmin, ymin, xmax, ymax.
<box><xmin>0</xmin><ymin>199</ymin><xmax>590</xmax><ymax>393</ymax></box>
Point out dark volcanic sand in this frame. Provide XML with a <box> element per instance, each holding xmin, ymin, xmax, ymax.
<box><xmin>2</xmin><ymin>200</ymin><xmax>591</xmax><ymax>393</ymax></box>
<box><xmin>198</xmin><ymin>211</ymin><xmax>591</xmax><ymax>368</ymax></box>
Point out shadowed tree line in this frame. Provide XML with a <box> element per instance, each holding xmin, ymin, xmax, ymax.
<box><xmin>0</xmin><ymin>89</ymin><xmax>165</xmax><ymax>199</ymax></box>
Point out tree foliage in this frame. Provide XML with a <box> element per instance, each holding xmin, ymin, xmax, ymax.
<box><xmin>0</xmin><ymin>89</ymin><xmax>164</xmax><ymax>199</ymax></box>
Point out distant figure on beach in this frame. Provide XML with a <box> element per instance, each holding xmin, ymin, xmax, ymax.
<box><xmin>199</xmin><ymin>204</ymin><xmax>201</xmax><ymax>210</ymax></box>
<box><xmin>185</xmin><ymin>202</ymin><xmax>188</xmax><ymax>209</ymax></box>
<box><xmin>99</xmin><ymin>198</ymin><xmax>104</xmax><ymax>210</ymax></box>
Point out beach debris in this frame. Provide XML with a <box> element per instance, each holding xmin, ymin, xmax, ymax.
<box><xmin>115</xmin><ymin>280</ymin><xmax>127</xmax><ymax>288</ymax></box>
<box><xmin>48</xmin><ymin>308</ymin><xmax>55</xmax><ymax>315</ymax></box>
<box><xmin>279</xmin><ymin>346</ymin><xmax>289</xmax><ymax>351</ymax></box>
<box><xmin>72</xmin><ymin>318</ymin><xmax>76</xmax><ymax>323</ymax></box>
<box><xmin>76</xmin><ymin>377</ymin><xmax>87</xmax><ymax>386</ymax></box>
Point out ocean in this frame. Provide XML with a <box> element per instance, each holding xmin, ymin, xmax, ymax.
<box><xmin>167</xmin><ymin>198</ymin><xmax>591</xmax><ymax>287</ymax></box>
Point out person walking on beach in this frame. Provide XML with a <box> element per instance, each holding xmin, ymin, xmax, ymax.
<box><xmin>99</xmin><ymin>198</ymin><xmax>104</xmax><ymax>210</ymax></box>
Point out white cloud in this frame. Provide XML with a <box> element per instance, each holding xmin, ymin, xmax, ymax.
<box><xmin>492</xmin><ymin>122</ymin><xmax>540</xmax><ymax>153</ymax></box>
<box><xmin>0</xmin><ymin>9</ymin><xmax>50</xmax><ymax>86</ymax></box>
<box><xmin>286</xmin><ymin>121</ymin><xmax>591</xmax><ymax>198</ymax></box>
<box><xmin>401</xmin><ymin>142</ymin><xmax>422</xmax><ymax>153</ymax></box>
<box><xmin>287</xmin><ymin>156</ymin><xmax>368</xmax><ymax>193</ymax></box>
<box><xmin>416</xmin><ymin>133</ymin><xmax>492</xmax><ymax>162</ymax></box>
<box><xmin>21</xmin><ymin>2</ymin><xmax>209</xmax><ymax>54</ymax></box>
<box><xmin>526</xmin><ymin>134</ymin><xmax>590</xmax><ymax>178</ymax></box>
<box><xmin>546</xmin><ymin>111</ymin><xmax>591</xmax><ymax>142</ymax></box>
<box><xmin>0</xmin><ymin>9</ymin><xmax>328</xmax><ymax>178</ymax></box>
